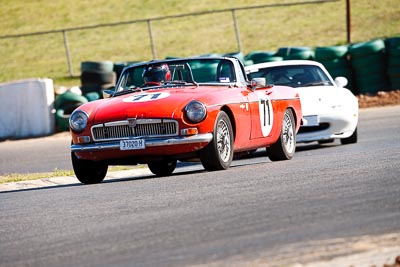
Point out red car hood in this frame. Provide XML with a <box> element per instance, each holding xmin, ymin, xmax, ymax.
<box><xmin>85</xmin><ymin>86</ymin><xmax>217</xmax><ymax>124</ymax></box>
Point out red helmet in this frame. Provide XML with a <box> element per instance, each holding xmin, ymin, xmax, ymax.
<box><xmin>143</xmin><ymin>63</ymin><xmax>171</xmax><ymax>84</ymax></box>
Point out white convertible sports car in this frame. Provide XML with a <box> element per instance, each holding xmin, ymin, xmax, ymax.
<box><xmin>246</xmin><ymin>60</ymin><xmax>358</xmax><ymax>145</ymax></box>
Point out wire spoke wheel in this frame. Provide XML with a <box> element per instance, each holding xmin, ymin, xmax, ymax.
<box><xmin>199</xmin><ymin>111</ymin><xmax>233</xmax><ymax>171</ymax></box>
<box><xmin>268</xmin><ymin>109</ymin><xmax>296</xmax><ymax>161</ymax></box>
<box><xmin>216</xmin><ymin>119</ymin><xmax>232</xmax><ymax>163</ymax></box>
<box><xmin>282</xmin><ymin>111</ymin><xmax>295</xmax><ymax>155</ymax></box>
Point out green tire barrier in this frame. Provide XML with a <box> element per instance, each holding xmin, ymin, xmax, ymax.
<box><xmin>319</xmin><ymin>58</ymin><xmax>348</xmax><ymax>70</ymax></box>
<box><xmin>388</xmin><ymin>67</ymin><xmax>400</xmax><ymax>89</ymax></box>
<box><xmin>284</xmin><ymin>50</ymin><xmax>314</xmax><ymax>60</ymax></box>
<box><xmin>314</xmin><ymin>45</ymin><xmax>354</xmax><ymax>92</ymax></box>
<box><xmin>389</xmin><ymin>76</ymin><xmax>400</xmax><ymax>89</ymax></box>
<box><xmin>385</xmin><ymin>37</ymin><xmax>400</xmax><ymax>89</ymax></box>
<box><xmin>385</xmin><ymin>37</ymin><xmax>400</xmax><ymax>50</ymax></box>
<box><xmin>387</xmin><ymin>53</ymin><xmax>400</xmax><ymax>67</ymax></box>
<box><xmin>387</xmin><ymin>66</ymin><xmax>400</xmax><ymax>77</ymax></box>
<box><xmin>356</xmin><ymin>72</ymin><xmax>389</xmax><ymax>94</ymax></box>
<box><xmin>55</xmin><ymin>109</ymin><xmax>70</xmax><ymax>132</ymax></box>
<box><xmin>315</xmin><ymin>45</ymin><xmax>348</xmax><ymax>60</ymax></box>
<box><xmin>55</xmin><ymin>90</ymin><xmax>88</xmax><ymax>109</ymax></box>
<box><xmin>256</xmin><ymin>56</ymin><xmax>283</xmax><ymax>63</ymax></box>
<box><xmin>244</xmin><ymin>51</ymin><xmax>276</xmax><ymax>64</ymax></box>
<box><xmin>84</xmin><ymin>91</ymin><xmax>101</xmax><ymax>102</ymax></box>
<box><xmin>349</xmin><ymin>39</ymin><xmax>386</xmax><ymax>58</ymax></box>
<box><xmin>55</xmin><ymin>92</ymin><xmax>88</xmax><ymax>132</ymax></box>
<box><xmin>351</xmin><ymin>52</ymin><xmax>386</xmax><ymax>71</ymax></box>
<box><xmin>276</xmin><ymin>47</ymin><xmax>312</xmax><ymax>57</ymax></box>
<box><xmin>349</xmin><ymin>39</ymin><xmax>388</xmax><ymax>94</ymax></box>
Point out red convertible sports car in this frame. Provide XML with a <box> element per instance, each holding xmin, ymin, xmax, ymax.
<box><xmin>69</xmin><ymin>57</ymin><xmax>302</xmax><ymax>184</ymax></box>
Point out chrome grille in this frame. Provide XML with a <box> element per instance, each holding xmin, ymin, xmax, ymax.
<box><xmin>91</xmin><ymin>119</ymin><xmax>178</xmax><ymax>141</ymax></box>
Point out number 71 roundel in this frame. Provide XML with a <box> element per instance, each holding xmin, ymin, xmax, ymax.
<box><xmin>257</xmin><ymin>93</ymin><xmax>274</xmax><ymax>137</ymax></box>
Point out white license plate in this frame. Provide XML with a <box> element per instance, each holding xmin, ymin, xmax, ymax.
<box><xmin>120</xmin><ymin>139</ymin><xmax>145</xmax><ymax>150</ymax></box>
<box><xmin>303</xmin><ymin>115</ymin><xmax>319</xmax><ymax>126</ymax></box>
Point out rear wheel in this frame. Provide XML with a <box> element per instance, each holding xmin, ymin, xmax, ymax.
<box><xmin>341</xmin><ymin>127</ymin><xmax>358</xmax><ymax>145</ymax></box>
<box><xmin>71</xmin><ymin>152</ymin><xmax>108</xmax><ymax>184</ymax></box>
<box><xmin>268</xmin><ymin>109</ymin><xmax>296</xmax><ymax>161</ymax></box>
<box><xmin>200</xmin><ymin>111</ymin><xmax>234</xmax><ymax>171</ymax></box>
<box><xmin>148</xmin><ymin>160</ymin><xmax>177</xmax><ymax>176</ymax></box>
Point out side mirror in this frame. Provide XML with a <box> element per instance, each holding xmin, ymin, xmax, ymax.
<box><xmin>102</xmin><ymin>89</ymin><xmax>115</xmax><ymax>99</ymax></box>
<box><xmin>250</xmin><ymin>78</ymin><xmax>266</xmax><ymax>90</ymax></box>
<box><xmin>334</xmin><ymin>77</ymin><xmax>348</xmax><ymax>88</ymax></box>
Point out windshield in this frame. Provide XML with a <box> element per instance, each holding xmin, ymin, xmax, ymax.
<box><xmin>247</xmin><ymin>65</ymin><xmax>333</xmax><ymax>88</ymax></box>
<box><xmin>116</xmin><ymin>58</ymin><xmax>237</xmax><ymax>92</ymax></box>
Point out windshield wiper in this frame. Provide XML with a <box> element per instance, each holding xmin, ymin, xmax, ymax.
<box><xmin>165</xmin><ymin>80</ymin><xmax>198</xmax><ymax>86</ymax></box>
<box><xmin>302</xmin><ymin>81</ymin><xmax>331</xmax><ymax>87</ymax></box>
<box><xmin>113</xmin><ymin>86</ymin><xmax>143</xmax><ymax>96</ymax></box>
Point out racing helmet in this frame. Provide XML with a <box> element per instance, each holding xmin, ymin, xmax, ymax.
<box><xmin>143</xmin><ymin>63</ymin><xmax>171</xmax><ymax>83</ymax></box>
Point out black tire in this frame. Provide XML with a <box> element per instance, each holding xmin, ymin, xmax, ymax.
<box><xmin>148</xmin><ymin>160</ymin><xmax>177</xmax><ymax>176</ymax></box>
<box><xmin>71</xmin><ymin>152</ymin><xmax>108</xmax><ymax>184</ymax></box>
<box><xmin>80</xmin><ymin>71</ymin><xmax>117</xmax><ymax>84</ymax></box>
<box><xmin>341</xmin><ymin>127</ymin><xmax>358</xmax><ymax>145</ymax></box>
<box><xmin>199</xmin><ymin>111</ymin><xmax>234</xmax><ymax>171</ymax></box>
<box><xmin>268</xmin><ymin>109</ymin><xmax>296</xmax><ymax>161</ymax></box>
<box><xmin>81</xmin><ymin>61</ymin><xmax>114</xmax><ymax>73</ymax></box>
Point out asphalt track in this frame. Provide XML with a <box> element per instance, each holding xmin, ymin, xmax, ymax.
<box><xmin>0</xmin><ymin>105</ymin><xmax>399</xmax><ymax>267</ymax></box>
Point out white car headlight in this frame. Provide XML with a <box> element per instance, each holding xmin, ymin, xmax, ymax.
<box><xmin>69</xmin><ymin>110</ymin><xmax>89</xmax><ymax>133</ymax></box>
<box><xmin>185</xmin><ymin>100</ymin><xmax>206</xmax><ymax>123</ymax></box>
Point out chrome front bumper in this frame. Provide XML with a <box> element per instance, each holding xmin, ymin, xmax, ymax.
<box><xmin>71</xmin><ymin>133</ymin><xmax>213</xmax><ymax>152</ymax></box>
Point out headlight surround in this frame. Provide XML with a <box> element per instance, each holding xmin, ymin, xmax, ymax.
<box><xmin>185</xmin><ymin>100</ymin><xmax>206</xmax><ymax>123</ymax></box>
<box><xmin>69</xmin><ymin>110</ymin><xmax>89</xmax><ymax>133</ymax></box>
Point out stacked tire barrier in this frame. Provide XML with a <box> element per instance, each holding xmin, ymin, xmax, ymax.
<box><xmin>314</xmin><ymin>45</ymin><xmax>355</xmax><ymax>93</ymax></box>
<box><xmin>385</xmin><ymin>37</ymin><xmax>400</xmax><ymax>89</ymax></box>
<box><xmin>277</xmin><ymin>47</ymin><xmax>315</xmax><ymax>60</ymax></box>
<box><xmin>349</xmin><ymin>39</ymin><xmax>389</xmax><ymax>94</ymax></box>
<box><xmin>80</xmin><ymin>61</ymin><xmax>116</xmax><ymax>101</ymax></box>
<box><xmin>244</xmin><ymin>51</ymin><xmax>282</xmax><ymax>65</ymax></box>
<box><xmin>55</xmin><ymin>90</ymin><xmax>88</xmax><ymax>131</ymax></box>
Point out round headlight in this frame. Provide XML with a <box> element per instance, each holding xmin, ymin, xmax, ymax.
<box><xmin>185</xmin><ymin>100</ymin><xmax>206</xmax><ymax>123</ymax></box>
<box><xmin>69</xmin><ymin>110</ymin><xmax>88</xmax><ymax>133</ymax></box>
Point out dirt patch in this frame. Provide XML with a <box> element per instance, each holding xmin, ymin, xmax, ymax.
<box><xmin>357</xmin><ymin>90</ymin><xmax>400</xmax><ymax>108</ymax></box>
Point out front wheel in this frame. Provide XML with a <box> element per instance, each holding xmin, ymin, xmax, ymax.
<box><xmin>267</xmin><ymin>109</ymin><xmax>296</xmax><ymax>161</ymax></box>
<box><xmin>148</xmin><ymin>160</ymin><xmax>177</xmax><ymax>176</ymax></box>
<box><xmin>341</xmin><ymin>127</ymin><xmax>358</xmax><ymax>145</ymax></box>
<box><xmin>71</xmin><ymin>152</ymin><xmax>108</xmax><ymax>184</ymax></box>
<box><xmin>199</xmin><ymin>111</ymin><xmax>234</xmax><ymax>171</ymax></box>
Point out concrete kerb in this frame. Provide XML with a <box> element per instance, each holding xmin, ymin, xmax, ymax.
<box><xmin>0</xmin><ymin>167</ymin><xmax>153</xmax><ymax>193</ymax></box>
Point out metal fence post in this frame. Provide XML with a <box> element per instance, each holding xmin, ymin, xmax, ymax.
<box><xmin>231</xmin><ymin>9</ymin><xmax>243</xmax><ymax>53</ymax></box>
<box><xmin>62</xmin><ymin>30</ymin><xmax>74</xmax><ymax>77</ymax></box>
<box><xmin>346</xmin><ymin>0</ymin><xmax>351</xmax><ymax>44</ymax></box>
<box><xmin>147</xmin><ymin>20</ymin><xmax>157</xmax><ymax>59</ymax></box>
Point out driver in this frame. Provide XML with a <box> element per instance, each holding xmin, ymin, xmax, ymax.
<box><xmin>142</xmin><ymin>63</ymin><xmax>171</xmax><ymax>86</ymax></box>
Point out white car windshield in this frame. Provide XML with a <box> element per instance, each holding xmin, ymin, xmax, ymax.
<box><xmin>247</xmin><ymin>65</ymin><xmax>333</xmax><ymax>88</ymax></box>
